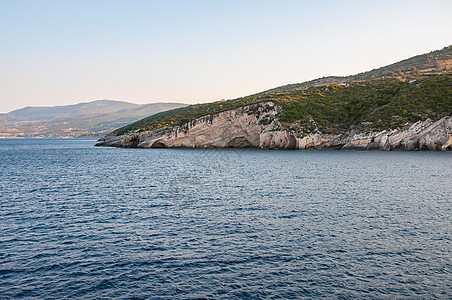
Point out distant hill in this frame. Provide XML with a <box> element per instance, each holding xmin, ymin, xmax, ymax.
<box><xmin>7</xmin><ymin>100</ymin><xmax>141</xmax><ymax>120</ymax></box>
<box><xmin>0</xmin><ymin>100</ymin><xmax>187</xmax><ymax>138</ymax></box>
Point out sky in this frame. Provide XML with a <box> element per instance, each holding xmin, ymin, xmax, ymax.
<box><xmin>1</xmin><ymin>0</ymin><xmax>451</xmax><ymax>113</ymax></box>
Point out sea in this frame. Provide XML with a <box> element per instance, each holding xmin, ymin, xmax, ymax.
<box><xmin>0</xmin><ymin>138</ymin><xmax>451</xmax><ymax>299</ymax></box>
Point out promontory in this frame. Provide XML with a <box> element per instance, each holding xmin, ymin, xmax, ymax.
<box><xmin>96</xmin><ymin>46</ymin><xmax>452</xmax><ymax>150</ymax></box>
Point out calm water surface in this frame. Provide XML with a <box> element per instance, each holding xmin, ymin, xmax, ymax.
<box><xmin>0</xmin><ymin>139</ymin><xmax>451</xmax><ymax>299</ymax></box>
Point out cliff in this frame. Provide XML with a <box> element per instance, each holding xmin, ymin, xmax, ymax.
<box><xmin>96</xmin><ymin>47</ymin><xmax>452</xmax><ymax>151</ymax></box>
<box><xmin>96</xmin><ymin>101</ymin><xmax>452</xmax><ymax>150</ymax></box>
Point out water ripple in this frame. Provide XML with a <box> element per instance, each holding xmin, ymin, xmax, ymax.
<box><xmin>0</xmin><ymin>139</ymin><xmax>451</xmax><ymax>299</ymax></box>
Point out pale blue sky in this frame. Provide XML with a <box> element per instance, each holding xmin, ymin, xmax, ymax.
<box><xmin>1</xmin><ymin>0</ymin><xmax>451</xmax><ymax>113</ymax></box>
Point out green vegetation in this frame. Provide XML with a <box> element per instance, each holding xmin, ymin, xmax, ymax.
<box><xmin>276</xmin><ymin>74</ymin><xmax>451</xmax><ymax>135</ymax></box>
<box><xmin>112</xmin><ymin>98</ymin><xmax>267</xmax><ymax>135</ymax></box>
<box><xmin>112</xmin><ymin>74</ymin><xmax>451</xmax><ymax>137</ymax></box>
<box><xmin>112</xmin><ymin>46</ymin><xmax>452</xmax><ymax>137</ymax></box>
<box><xmin>260</xmin><ymin>45</ymin><xmax>452</xmax><ymax>94</ymax></box>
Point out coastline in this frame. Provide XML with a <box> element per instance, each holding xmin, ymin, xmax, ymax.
<box><xmin>95</xmin><ymin>104</ymin><xmax>452</xmax><ymax>151</ymax></box>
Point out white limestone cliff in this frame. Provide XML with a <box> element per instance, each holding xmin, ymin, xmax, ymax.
<box><xmin>96</xmin><ymin>102</ymin><xmax>452</xmax><ymax>151</ymax></box>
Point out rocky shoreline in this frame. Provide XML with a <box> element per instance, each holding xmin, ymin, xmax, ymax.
<box><xmin>95</xmin><ymin>102</ymin><xmax>452</xmax><ymax>151</ymax></box>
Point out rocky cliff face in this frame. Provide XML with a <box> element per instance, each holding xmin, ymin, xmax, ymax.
<box><xmin>296</xmin><ymin>117</ymin><xmax>452</xmax><ymax>150</ymax></box>
<box><xmin>96</xmin><ymin>102</ymin><xmax>452</xmax><ymax>150</ymax></box>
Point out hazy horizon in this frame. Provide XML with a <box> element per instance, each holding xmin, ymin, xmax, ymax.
<box><xmin>1</xmin><ymin>0</ymin><xmax>452</xmax><ymax>113</ymax></box>
<box><xmin>1</xmin><ymin>99</ymin><xmax>189</xmax><ymax>114</ymax></box>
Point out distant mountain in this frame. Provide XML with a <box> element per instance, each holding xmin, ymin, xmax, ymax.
<box><xmin>7</xmin><ymin>100</ymin><xmax>141</xmax><ymax>120</ymax></box>
<box><xmin>0</xmin><ymin>100</ymin><xmax>187</xmax><ymax>138</ymax></box>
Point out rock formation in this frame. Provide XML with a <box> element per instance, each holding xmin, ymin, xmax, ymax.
<box><xmin>96</xmin><ymin>102</ymin><xmax>452</xmax><ymax>151</ymax></box>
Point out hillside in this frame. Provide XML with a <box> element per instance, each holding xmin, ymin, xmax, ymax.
<box><xmin>99</xmin><ymin>46</ymin><xmax>452</xmax><ymax>150</ymax></box>
<box><xmin>0</xmin><ymin>100</ymin><xmax>187</xmax><ymax>138</ymax></box>
<box><xmin>111</xmin><ymin>74</ymin><xmax>451</xmax><ymax>137</ymax></box>
<box><xmin>261</xmin><ymin>45</ymin><xmax>452</xmax><ymax>94</ymax></box>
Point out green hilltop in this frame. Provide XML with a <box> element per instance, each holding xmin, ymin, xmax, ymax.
<box><xmin>260</xmin><ymin>45</ymin><xmax>452</xmax><ymax>93</ymax></box>
<box><xmin>111</xmin><ymin>46</ymin><xmax>452</xmax><ymax>137</ymax></box>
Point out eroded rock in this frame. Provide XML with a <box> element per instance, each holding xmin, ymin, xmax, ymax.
<box><xmin>96</xmin><ymin>102</ymin><xmax>452</xmax><ymax>151</ymax></box>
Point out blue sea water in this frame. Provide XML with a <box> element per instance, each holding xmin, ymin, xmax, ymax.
<box><xmin>0</xmin><ymin>138</ymin><xmax>451</xmax><ymax>299</ymax></box>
